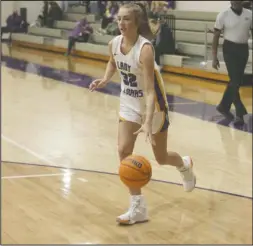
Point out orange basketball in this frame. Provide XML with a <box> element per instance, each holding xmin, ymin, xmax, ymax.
<box><xmin>119</xmin><ymin>155</ymin><xmax>152</xmax><ymax>189</ymax></box>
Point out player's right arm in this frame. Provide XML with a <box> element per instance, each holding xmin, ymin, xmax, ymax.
<box><xmin>103</xmin><ymin>40</ymin><xmax>117</xmax><ymax>81</ymax></box>
<box><xmin>89</xmin><ymin>40</ymin><xmax>117</xmax><ymax>91</ymax></box>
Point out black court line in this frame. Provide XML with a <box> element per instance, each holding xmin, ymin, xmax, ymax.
<box><xmin>2</xmin><ymin>160</ymin><xmax>252</xmax><ymax>200</ymax></box>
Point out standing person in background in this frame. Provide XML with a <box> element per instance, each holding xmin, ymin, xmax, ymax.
<box><xmin>212</xmin><ymin>1</ymin><xmax>252</xmax><ymax>126</ymax></box>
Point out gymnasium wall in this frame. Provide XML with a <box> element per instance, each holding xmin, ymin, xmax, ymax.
<box><xmin>175</xmin><ymin>1</ymin><xmax>230</xmax><ymax>12</ymax></box>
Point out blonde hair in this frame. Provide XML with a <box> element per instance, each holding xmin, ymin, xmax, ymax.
<box><xmin>120</xmin><ymin>3</ymin><xmax>154</xmax><ymax>41</ymax></box>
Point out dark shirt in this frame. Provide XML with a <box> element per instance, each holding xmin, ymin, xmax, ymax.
<box><xmin>6</xmin><ymin>13</ymin><xmax>22</xmax><ymax>28</ymax></box>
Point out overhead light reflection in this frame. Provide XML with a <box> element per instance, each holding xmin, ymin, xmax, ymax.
<box><xmin>60</xmin><ymin>169</ymin><xmax>73</xmax><ymax>198</ymax></box>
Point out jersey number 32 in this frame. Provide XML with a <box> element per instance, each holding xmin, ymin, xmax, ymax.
<box><xmin>121</xmin><ymin>72</ymin><xmax>137</xmax><ymax>87</ymax></box>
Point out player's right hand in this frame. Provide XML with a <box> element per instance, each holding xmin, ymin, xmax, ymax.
<box><xmin>89</xmin><ymin>79</ymin><xmax>108</xmax><ymax>92</ymax></box>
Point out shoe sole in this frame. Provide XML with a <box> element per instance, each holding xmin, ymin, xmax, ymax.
<box><xmin>116</xmin><ymin>218</ymin><xmax>149</xmax><ymax>225</ymax></box>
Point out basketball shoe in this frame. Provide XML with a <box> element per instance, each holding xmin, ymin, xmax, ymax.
<box><xmin>116</xmin><ymin>195</ymin><xmax>148</xmax><ymax>225</ymax></box>
<box><xmin>177</xmin><ymin>156</ymin><xmax>196</xmax><ymax>192</ymax></box>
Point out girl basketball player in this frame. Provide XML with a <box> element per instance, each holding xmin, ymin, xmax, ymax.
<box><xmin>89</xmin><ymin>3</ymin><xmax>196</xmax><ymax>225</ymax></box>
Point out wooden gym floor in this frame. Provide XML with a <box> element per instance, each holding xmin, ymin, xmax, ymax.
<box><xmin>1</xmin><ymin>43</ymin><xmax>252</xmax><ymax>244</ymax></box>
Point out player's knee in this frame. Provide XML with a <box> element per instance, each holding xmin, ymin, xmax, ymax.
<box><xmin>118</xmin><ymin>145</ymin><xmax>132</xmax><ymax>161</ymax></box>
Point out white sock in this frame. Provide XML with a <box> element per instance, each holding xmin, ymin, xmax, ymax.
<box><xmin>177</xmin><ymin>157</ymin><xmax>189</xmax><ymax>172</ymax></box>
<box><xmin>131</xmin><ymin>194</ymin><xmax>143</xmax><ymax>200</ymax></box>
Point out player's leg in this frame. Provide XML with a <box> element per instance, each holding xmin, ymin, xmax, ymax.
<box><xmin>151</xmin><ymin>111</ymin><xmax>196</xmax><ymax>192</ymax></box>
<box><xmin>118</xmin><ymin>118</ymin><xmax>142</xmax><ymax>194</ymax></box>
<box><xmin>118</xmin><ymin>118</ymin><xmax>139</xmax><ymax>162</ymax></box>
<box><xmin>116</xmin><ymin>116</ymin><xmax>148</xmax><ymax>225</ymax></box>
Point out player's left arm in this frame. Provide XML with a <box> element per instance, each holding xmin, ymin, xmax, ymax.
<box><xmin>140</xmin><ymin>43</ymin><xmax>155</xmax><ymax>126</ymax></box>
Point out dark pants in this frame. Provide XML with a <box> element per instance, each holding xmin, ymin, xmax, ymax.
<box><xmin>85</xmin><ymin>1</ymin><xmax>90</xmax><ymax>13</ymax></box>
<box><xmin>101</xmin><ymin>16</ymin><xmax>113</xmax><ymax>29</ymax></box>
<box><xmin>98</xmin><ymin>2</ymin><xmax>106</xmax><ymax>18</ymax></box>
<box><xmin>67</xmin><ymin>34</ymin><xmax>89</xmax><ymax>54</ymax></box>
<box><xmin>46</xmin><ymin>17</ymin><xmax>55</xmax><ymax>28</ymax></box>
<box><xmin>42</xmin><ymin>15</ymin><xmax>48</xmax><ymax>27</ymax></box>
<box><xmin>218</xmin><ymin>39</ymin><xmax>249</xmax><ymax>117</ymax></box>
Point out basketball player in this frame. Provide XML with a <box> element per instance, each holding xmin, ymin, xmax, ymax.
<box><xmin>89</xmin><ymin>3</ymin><xmax>196</xmax><ymax>225</ymax></box>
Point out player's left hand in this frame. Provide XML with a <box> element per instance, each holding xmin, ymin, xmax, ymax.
<box><xmin>134</xmin><ymin>122</ymin><xmax>156</xmax><ymax>146</ymax></box>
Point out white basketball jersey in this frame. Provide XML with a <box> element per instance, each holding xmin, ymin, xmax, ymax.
<box><xmin>111</xmin><ymin>35</ymin><xmax>168</xmax><ymax>115</ymax></box>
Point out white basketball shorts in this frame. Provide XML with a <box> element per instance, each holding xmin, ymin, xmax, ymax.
<box><xmin>119</xmin><ymin>104</ymin><xmax>169</xmax><ymax>134</ymax></box>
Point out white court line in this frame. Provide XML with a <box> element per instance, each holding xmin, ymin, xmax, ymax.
<box><xmin>2</xmin><ymin>173</ymin><xmax>66</xmax><ymax>179</ymax></box>
<box><xmin>78</xmin><ymin>178</ymin><xmax>88</xmax><ymax>183</ymax></box>
<box><xmin>2</xmin><ymin>134</ymin><xmax>57</xmax><ymax>166</ymax></box>
<box><xmin>1</xmin><ymin>134</ymin><xmax>89</xmax><ymax>182</ymax></box>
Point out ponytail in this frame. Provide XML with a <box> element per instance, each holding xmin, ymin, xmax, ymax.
<box><xmin>136</xmin><ymin>3</ymin><xmax>154</xmax><ymax>41</ymax></box>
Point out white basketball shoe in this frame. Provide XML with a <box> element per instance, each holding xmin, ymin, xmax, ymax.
<box><xmin>116</xmin><ymin>195</ymin><xmax>148</xmax><ymax>225</ymax></box>
<box><xmin>178</xmin><ymin>156</ymin><xmax>196</xmax><ymax>192</ymax></box>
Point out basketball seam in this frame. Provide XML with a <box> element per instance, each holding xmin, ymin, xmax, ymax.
<box><xmin>120</xmin><ymin>163</ymin><xmax>149</xmax><ymax>176</ymax></box>
<box><xmin>120</xmin><ymin>175</ymin><xmax>149</xmax><ymax>182</ymax></box>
